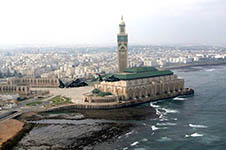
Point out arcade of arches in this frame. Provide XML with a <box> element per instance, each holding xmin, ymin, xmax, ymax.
<box><xmin>94</xmin><ymin>74</ymin><xmax>184</xmax><ymax>101</ymax></box>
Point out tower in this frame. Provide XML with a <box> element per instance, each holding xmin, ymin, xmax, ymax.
<box><xmin>117</xmin><ymin>16</ymin><xmax>128</xmax><ymax>72</ymax></box>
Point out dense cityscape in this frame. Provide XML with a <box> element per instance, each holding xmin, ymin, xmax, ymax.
<box><xmin>1</xmin><ymin>45</ymin><xmax>226</xmax><ymax>79</ymax></box>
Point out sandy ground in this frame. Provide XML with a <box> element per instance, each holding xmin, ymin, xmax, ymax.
<box><xmin>32</xmin><ymin>86</ymin><xmax>94</xmax><ymax>103</ymax></box>
<box><xmin>0</xmin><ymin>119</ymin><xmax>24</xmax><ymax>146</ymax></box>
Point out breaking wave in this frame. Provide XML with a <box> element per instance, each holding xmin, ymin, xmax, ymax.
<box><xmin>125</xmin><ymin>130</ymin><xmax>134</xmax><ymax>136</ymax></box>
<box><xmin>173</xmin><ymin>97</ymin><xmax>186</xmax><ymax>101</ymax></box>
<box><xmin>157</xmin><ymin>136</ymin><xmax>172</xmax><ymax>142</ymax></box>
<box><xmin>150</xmin><ymin>102</ymin><xmax>160</xmax><ymax>108</ymax></box>
<box><xmin>151</xmin><ymin>125</ymin><xmax>168</xmax><ymax>131</ymax></box>
<box><xmin>161</xmin><ymin>108</ymin><xmax>179</xmax><ymax>114</ymax></box>
<box><xmin>131</xmin><ymin>141</ymin><xmax>139</xmax><ymax>146</ymax></box>
<box><xmin>185</xmin><ymin>133</ymin><xmax>203</xmax><ymax>138</ymax></box>
<box><xmin>151</xmin><ymin>125</ymin><xmax>159</xmax><ymax>131</ymax></box>
<box><xmin>189</xmin><ymin>124</ymin><xmax>207</xmax><ymax>128</ymax></box>
<box><xmin>157</xmin><ymin>122</ymin><xmax>177</xmax><ymax>126</ymax></box>
<box><xmin>142</xmin><ymin>138</ymin><xmax>148</xmax><ymax>142</ymax></box>
<box><xmin>205</xmin><ymin>69</ymin><xmax>215</xmax><ymax>72</ymax></box>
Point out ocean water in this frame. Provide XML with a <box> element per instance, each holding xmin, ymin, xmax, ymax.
<box><xmin>96</xmin><ymin>66</ymin><xmax>226</xmax><ymax>150</ymax></box>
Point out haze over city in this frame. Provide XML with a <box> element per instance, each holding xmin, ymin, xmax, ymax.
<box><xmin>0</xmin><ymin>0</ymin><xmax>225</xmax><ymax>47</ymax></box>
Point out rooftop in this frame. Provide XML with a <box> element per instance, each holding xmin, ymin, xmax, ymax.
<box><xmin>123</xmin><ymin>67</ymin><xmax>158</xmax><ymax>73</ymax></box>
<box><xmin>107</xmin><ymin>67</ymin><xmax>174</xmax><ymax>80</ymax></box>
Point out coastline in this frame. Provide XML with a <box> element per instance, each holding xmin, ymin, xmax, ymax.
<box><xmin>0</xmin><ymin>87</ymin><xmax>192</xmax><ymax>149</ymax></box>
<box><xmin>161</xmin><ymin>62</ymin><xmax>226</xmax><ymax>70</ymax></box>
<box><xmin>44</xmin><ymin>88</ymin><xmax>194</xmax><ymax>111</ymax></box>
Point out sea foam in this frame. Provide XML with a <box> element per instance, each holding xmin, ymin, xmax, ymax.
<box><xmin>185</xmin><ymin>133</ymin><xmax>203</xmax><ymax>138</ymax></box>
<box><xmin>173</xmin><ymin>97</ymin><xmax>186</xmax><ymax>101</ymax></box>
<box><xmin>125</xmin><ymin>130</ymin><xmax>134</xmax><ymax>136</ymax></box>
<box><xmin>150</xmin><ymin>103</ymin><xmax>160</xmax><ymax>108</ymax></box>
<box><xmin>157</xmin><ymin>122</ymin><xmax>177</xmax><ymax>126</ymax></box>
<box><xmin>142</xmin><ymin>138</ymin><xmax>148</xmax><ymax>142</ymax></box>
<box><xmin>158</xmin><ymin>136</ymin><xmax>172</xmax><ymax>141</ymax></box>
<box><xmin>206</xmin><ymin>69</ymin><xmax>215</xmax><ymax>72</ymax></box>
<box><xmin>151</xmin><ymin>125</ymin><xmax>159</xmax><ymax>131</ymax></box>
<box><xmin>131</xmin><ymin>141</ymin><xmax>139</xmax><ymax>146</ymax></box>
<box><xmin>162</xmin><ymin>108</ymin><xmax>179</xmax><ymax>114</ymax></box>
<box><xmin>189</xmin><ymin>124</ymin><xmax>207</xmax><ymax>128</ymax></box>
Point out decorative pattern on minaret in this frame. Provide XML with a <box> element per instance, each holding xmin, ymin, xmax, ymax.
<box><xmin>117</xmin><ymin>16</ymin><xmax>128</xmax><ymax>72</ymax></box>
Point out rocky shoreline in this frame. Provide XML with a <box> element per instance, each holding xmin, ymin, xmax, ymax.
<box><xmin>1</xmin><ymin>104</ymin><xmax>156</xmax><ymax>150</ymax></box>
<box><xmin>0</xmin><ymin>88</ymin><xmax>194</xmax><ymax>150</ymax></box>
<box><xmin>13</xmin><ymin>123</ymin><xmax>133</xmax><ymax>150</ymax></box>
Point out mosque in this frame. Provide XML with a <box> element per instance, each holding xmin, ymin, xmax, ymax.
<box><xmin>84</xmin><ymin>17</ymin><xmax>187</xmax><ymax>104</ymax></box>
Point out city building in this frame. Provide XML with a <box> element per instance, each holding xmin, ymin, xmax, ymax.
<box><xmin>7</xmin><ymin>77</ymin><xmax>59</xmax><ymax>88</ymax></box>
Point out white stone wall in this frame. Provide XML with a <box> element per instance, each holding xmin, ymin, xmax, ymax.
<box><xmin>95</xmin><ymin>75</ymin><xmax>184</xmax><ymax>100</ymax></box>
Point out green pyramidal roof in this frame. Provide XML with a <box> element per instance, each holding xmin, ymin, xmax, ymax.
<box><xmin>112</xmin><ymin>67</ymin><xmax>173</xmax><ymax>80</ymax></box>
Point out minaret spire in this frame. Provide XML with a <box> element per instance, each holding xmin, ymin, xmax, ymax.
<box><xmin>117</xmin><ymin>16</ymin><xmax>128</xmax><ymax>72</ymax></box>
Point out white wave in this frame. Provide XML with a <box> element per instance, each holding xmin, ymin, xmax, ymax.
<box><xmin>160</xmin><ymin>117</ymin><xmax>169</xmax><ymax>121</ymax></box>
<box><xmin>185</xmin><ymin>134</ymin><xmax>190</xmax><ymax>138</ymax></box>
<box><xmin>162</xmin><ymin>108</ymin><xmax>179</xmax><ymax>114</ymax></box>
<box><xmin>185</xmin><ymin>133</ymin><xmax>203</xmax><ymax>138</ymax></box>
<box><xmin>172</xmin><ymin>118</ymin><xmax>178</xmax><ymax>121</ymax></box>
<box><xmin>155</xmin><ymin>107</ymin><xmax>172</xmax><ymax>121</ymax></box>
<box><xmin>151</xmin><ymin>125</ymin><xmax>168</xmax><ymax>130</ymax></box>
<box><xmin>154</xmin><ymin>105</ymin><xmax>178</xmax><ymax>121</ymax></box>
<box><xmin>157</xmin><ymin>122</ymin><xmax>177</xmax><ymax>126</ymax></box>
<box><xmin>151</xmin><ymin>125</ymin><xmax>159</xmax><ymax>131</ymax></box>
<box><xmin>150</xmin><ymin>102</ymin><xmax>160</xmax><ymax>108</ymax></box>
<box><xmin>173</xmin><ymin>97</ymin><xmax>186</xmax><ymax>101</ymax></box>
<box><xmin>158</xmin><ymin>136</ymin><xmax>172</xmax><ymax>141</ymax></box>
<box><xmin>123</xmin><ymin>147</ymin><xmax>128</xmax><ymax>150</ymax></box>
<box><xmin>191</xmin><ymin>133</ymin><xmax>203</xmax><ymax>137</ymax></box>
<box><xmin>155</xmin><ymin>108</ymin><xmax>164</xmax><ymax>119</ymax></box>
<box><xmin>189</xmin><ymin>124</ymin><xmax>207</xmax><ymax>128</ymax></box>
<box><xmin>142</xmin><ymin>138</ymin><xmax>148</xmax><ymax>142</ymax></box>
<box><xmin>125</xmin><ymin>130</ymin><xmax>134</xmax><ymax>136</ymax></box>
<box><xmin>131</xmin><ymin>141</ymin><xmax>139</xmax><ymax>146</ymax></box>
<box><xmin>206</xmin><ymin>69</ymin><xmax>215</xmax><ymax>72</ymax></box>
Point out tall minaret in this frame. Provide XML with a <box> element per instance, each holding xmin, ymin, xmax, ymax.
<box><xmin>117</xmin><ymin>16</ymin><xmax>128</xmax><ymax>72</ymax></box>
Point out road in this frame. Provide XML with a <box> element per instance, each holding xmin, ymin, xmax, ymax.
<box><xmin>0</xmin><ymin>111</ymin><xmax>22</xmax><ymax>122</ymax></box>
<box><xmin>0</xmin><ymin>95</ymin><xmax>55</xmax><ymax>122</ymax></box>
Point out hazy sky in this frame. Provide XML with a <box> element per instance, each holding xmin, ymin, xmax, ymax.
<box><xmin>0</xmin><ymin>0</ymin><xmax>225</xmax><ymax>46</ymax></box>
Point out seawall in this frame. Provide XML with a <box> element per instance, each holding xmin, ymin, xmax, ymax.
<box><xmin>45</xmin><ymin>88</ymin><xmax>194</xmax><ymax>111</ymax></box>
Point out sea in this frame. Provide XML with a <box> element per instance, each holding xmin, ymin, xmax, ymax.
<box><xmin>96</xmin><ymin>65</ymin><xmax>226</xmax><ymax>150</ymax></box>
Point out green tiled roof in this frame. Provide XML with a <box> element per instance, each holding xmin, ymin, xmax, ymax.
<box><xmin>104</xmin><ymin>67</ymin><xmax>173</xmax><ymax>81</ymax></box>
<box><xmin>114</xmin><ymin>70</ymin><xmax>173</xmax><ymax>80</ymax></box>
<box><xmin>124</xmin><ymin>67</ymin><xmax>158</xmax><ymax>73</ymax></box>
